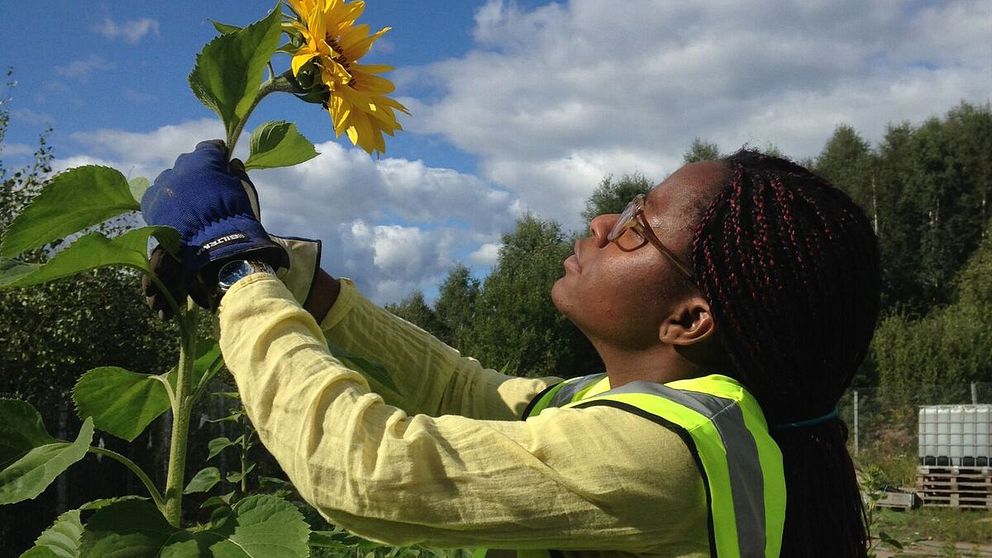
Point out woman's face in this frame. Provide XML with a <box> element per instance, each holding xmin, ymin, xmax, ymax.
<box><xmin>551</xmin><ymin>161</ymin><xmax>728</xmax><ymax>351</ymax></box>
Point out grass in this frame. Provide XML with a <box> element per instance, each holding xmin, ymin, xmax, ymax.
<box><xmin>874</xmin><ymin>507</ymin><xmax>992</xmax><ymax>546</ymax></box>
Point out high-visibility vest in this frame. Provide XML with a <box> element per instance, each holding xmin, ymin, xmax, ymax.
<box><xmin>477</xmin><ymin>373</ymin><xmax>786</xmax><ymax>558</ymax></box>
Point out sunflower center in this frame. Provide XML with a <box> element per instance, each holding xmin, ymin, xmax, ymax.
<box><xmin>324</xmin><ymin>34</ymin><xmax>357</xmax><ymax>87</ymax></box>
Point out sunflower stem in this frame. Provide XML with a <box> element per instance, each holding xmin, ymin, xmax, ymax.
<box><xmin>225</xmin><ymin>72</ymin><xmax>298</xmax><ymax>159</ymax></box>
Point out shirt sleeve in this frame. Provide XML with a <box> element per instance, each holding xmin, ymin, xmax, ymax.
<box><xmin>218</xmin><ymin>275</ymin><xmax>710</xmax><ymax>554</ymax></box>
<box><xmin>316</xmin><ymin>278</ymin><xmax>560</xmax><ymax>421</ymax></box>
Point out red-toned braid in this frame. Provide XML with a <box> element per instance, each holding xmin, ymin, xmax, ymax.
<box><xmin>690</xmin><ymin>149</ymin><xmax>880</xmax><ymax>558</ymax></box>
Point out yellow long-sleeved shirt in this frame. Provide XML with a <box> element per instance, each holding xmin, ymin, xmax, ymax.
<box><xmin>218</xmin><ymin>274</ymin><xmax>710</xmax><ymax>558</ymax></box>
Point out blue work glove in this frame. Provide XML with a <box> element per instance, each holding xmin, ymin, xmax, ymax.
<box><xmin>141</xmin><ymin>140</ymin><xmax>289</xmax><ymax>290</ymax></box>
<box><xmin>143</xmin><ymin>235</ymin><xmax>321</xmax><ymax>318</ymax></box>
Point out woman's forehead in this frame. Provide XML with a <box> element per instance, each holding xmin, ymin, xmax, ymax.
<box><xmin>646</xmin><ymin>161</ymin><xmax>729</xmax><ymax>220</ymax></box>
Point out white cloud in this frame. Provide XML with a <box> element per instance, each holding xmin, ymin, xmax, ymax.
<box><xmin>60</xmin><ymin>120</ymin><xmax>520</xmax><ymax>304</ymax></box>
<box><xmin>468</xmin><ymin>242</ymin><xmax>501</xmax><ymax>267</ymax></box>
<box><xmin>405</xmin><ymin>0</ymin><xmax>992</xmax><ymax>230</ymax></box>
<box><xmin>93</xmin><ymin>17</ymin><xmax>160</xmax><ymax>44</ymax></box>
<box><xmin>54</xmin><ymin>55</ymin><xmax>114</xmax><ymax>80</ymax></box>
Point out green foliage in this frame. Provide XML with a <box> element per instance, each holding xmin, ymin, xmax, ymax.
<box><xmin>385</xmin><ymin>291</ymin><xmax>445</xmax><ymax>336</ymax></box>
<box><xmin>873</xmin><ymin>219</ymin><xmax>992</xmax><ymax>405</ymax></box>
<box><xmin>434</xmin><ymin>264</ymin><xmax>480</xmax><ymax>349</ymax></box>
<box><xmin>0</xmin><ymin>400</ymin><xmax>93</xmax><ymax>504</ymax></box>
<box><xmin>463</xmin><ymin>216</ymin><xmax>600</xmax><ymax>377</ymax></box>
<box><xmin>0</xmin><ymin>227</ymin><xmax>179</xmax><ymax>289</ymax></box>
<box><xmin>245</xmin><ymin>120</ymin><xmax>318</xmax><ymax>170</ymax></box>
<box><xmin>580</xmin><ymin>172</ymin><xmax>652</xmax><ymax>224</ymax></box>
<box><xmin>188</xmin><ymin>8</ymin><xmax>283</xmax><ymax>144</ymax></box>
<box><xmin>0</xmin><ymin>165</ymin><xmax>138</xmax><ymax>260</ymax></box>
<box><xmin>185</xmin><ymin>467</ymin><xmax>222</xmax><ymax>494</ymax></box>
<box><xmin>72</xmin><ymin>367</ymin><xmax>172</xmax><ymax>442</ymax></box>
<box><xmin>682</xmin><ymin>137</ymin><xmax>722</xmax><ymax>163</ymax></box>
<box><xmin>21</xmin><ymin>509</ymin><xmax>84</xmax><ymax>558</ymax></box>
<box><xmin>815</xmin><ymin>124</ymin><xmax>876</xmax><ymax>218</ymax></box>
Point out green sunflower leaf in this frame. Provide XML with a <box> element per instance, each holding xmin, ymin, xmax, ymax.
<box><xmin>245</xmin><ymin>121</ymin><xmax>319</xmax><ymax>170</ymax></box>
<box><xmin>72</xmin><ymin>367</ymin><xmax>171</xmax><ymax>442</ymax></box>
<box><xmin>128</xmin><ymin>177</ymin><xmax>151</xmax><ymax>205</ymax></box>
<box><xmin>207</xmin><ymin>494</ymin><xmax>310</xmax><ymax>557</ymax></box>
<box><xmin>0</xmin><ymin>166</ymin><xmax>138</xmax><ymax>260</ymax></box>
<box><xmin>0</xmin><ymin>226</ymin><xmax>179</xmax><ymax>290</ymax></box>
<box><xmin>189</xmin><ymin>7</ymin><xmax>282</xmax><ymax>140</ymax></box>
<box><xmin>212</xmin><ymin>20</ymin><xmax>243</xmax><ymax>34</ymax></box>
<box><xmin>20</xmin><ymin>509</ymin><xmax>83</xmax><ymax>558</ymax></box>
<box><xmin>185</xmin><ymin>467</ymin><xmax>222</xmax><ymax>494</ymax></box>
<box><xmin>79</xmin><ymin>499</ymin><xmax>207</xmax><ymax>557</ymax></box>
<box><xmin>0</xmin><ymin>412</ymin><xmax>93</xmax><ymax>505</ymax></box>
<box><xmin>0</xmin><ymin>400</ymin><xmax>56</xmax><ymax>470</ymax></box>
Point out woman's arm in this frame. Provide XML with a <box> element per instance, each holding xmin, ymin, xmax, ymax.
<box><xmin>218</xmin><ymin>275</ymin><xmax>708</xmax><ymax>553</ymax></box>
<box><xmin>302</xmin><ymin>268</ymin><xmax>561</xmax><ymax>420</ymax></box>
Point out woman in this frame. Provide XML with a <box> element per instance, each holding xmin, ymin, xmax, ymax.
<box><xmin>144</xmin><ymin>144</ymin><xmax>879</xmax><ymax>557</ymax></box>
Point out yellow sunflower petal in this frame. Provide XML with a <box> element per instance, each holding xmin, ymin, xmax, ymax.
<box><xmin>341</xmin><ymin>26</ymin><xmax>390</xmax><ymax>62</ymax></box>
<box><xmin>291</xmin><ymin>50</ymin><xmax>319</xmax><ymax>77</ymax></box>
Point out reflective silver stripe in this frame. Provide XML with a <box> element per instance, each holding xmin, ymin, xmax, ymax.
<box><xmin>548</xmin><ymin>373</ymin><xmax>606</xmax><ymax>408</ymax></box>
<box><xmin>606</xmin><ymin>381</ymin><xmax>766</xmax><ymax>558</ymax></box>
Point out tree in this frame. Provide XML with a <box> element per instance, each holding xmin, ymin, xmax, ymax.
<box><xmin>815</xmin><ymin>124</ymin><xmax>877</xmax><ymax>224</ymax></box>
<box><xmin>682</xmin><ymin>138</ymin><xmax>721</xmax><ymax>163</ymax></box>
<box><xmin>580</xmin><ymin>172</ymin><xmax>652</xmax><ymax>223</ymax></box>
<box><xmin>433</xmin><ymin>264</ymin><xmax>480</xmax><ymax>349</ymax></box>
<box><xmin>464</xmin><ymin>215</ymin><xmax>601</xmax><ymax>378</ymax></box>
<box><xmin>384</xmin><ymin>291</ymin><xmax>445</xmax><ymax>336</ymax></box>
<box><xmin>873</xmin><ymin>218</ymin><xmax>992</xmax><ymax>406</ymax></box>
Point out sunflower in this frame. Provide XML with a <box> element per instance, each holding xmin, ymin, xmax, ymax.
<box><xmin>286</xmin><ymin>0</ymin><xmax>408</xmax><ymax>156</ymax></box>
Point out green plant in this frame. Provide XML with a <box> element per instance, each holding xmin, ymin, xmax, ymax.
<box><xmin>0</xmin><ymin>3</ymin><xmax>402</xmax><ymax>556</ymax></box>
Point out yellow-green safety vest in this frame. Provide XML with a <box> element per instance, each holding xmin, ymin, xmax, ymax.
<box><xmin>476</xmin><ymin>373</ymin><xmax>786</xmax><ymax>558</ymax></box>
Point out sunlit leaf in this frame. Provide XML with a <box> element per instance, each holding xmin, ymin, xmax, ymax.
<box><xmin>212</xmin><ymin>20</ymin><xmax>243</xmax><ymax>34</ymax></box>
<box><xmin>208</xmin><ymin>494</ymin><xmax>310</xmax><ymax>557</ymax></box>
<box><xmin>0</xmin><ymin>166</ymin><xmax>138</xmax><ymax>259</ymax></box>
<box><xmin>245</xmin><ymin>121</ymin><xmax>318</xmax><ymax>170</ymax></box>
<box><xmin>207</xmin><ymin>437</ymin><xmax>237</xmax><ymax>461</ymax></box>
<box><xmin>20</xmin><ymin>509</ymin><xmax>83</xmax><ymax>558</ymax></box>
<box><xmin>0</xmin><ymin>417</ymin><xmax>93</xmax><ymax>504</ymax></box>
<box><xmin>185</xmin><ymin>467</ymin><xmax>222</xmax><ymax>494</ymax></box>
<box><xmin>73</xmin><ymin>367</ymin><xmax>171</xmax><ymax>442</ymax></box>
<box><xmin>0</xmin><ymin>227</ymin><xmax>179</xmax><ymax>289</ymax></box>
<box><xmin>128</xmin><ymin>177</ymin><xmax>150</xmax><ymax>205</ymax></box>
<box><xmin>189</xmin><ymin>8</ymin><xmax>282</xmax><ymax>140</ymax></box>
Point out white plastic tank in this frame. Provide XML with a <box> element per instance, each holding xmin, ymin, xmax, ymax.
<box><xmin>918</xmin><ymin>405</ymin><xmax>992</xmax><ymax>467</ymax></box>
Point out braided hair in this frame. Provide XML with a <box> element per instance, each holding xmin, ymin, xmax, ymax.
<box><xmin>690</xmin><ymin>149</ymin><xmax>880</xmax><ymax>557</ymax></box>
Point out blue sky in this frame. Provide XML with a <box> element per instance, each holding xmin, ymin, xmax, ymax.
<box><xmin>2</xmin><ymin>0</ymin><xmax>990</xmax><ymax>303</ymax></box>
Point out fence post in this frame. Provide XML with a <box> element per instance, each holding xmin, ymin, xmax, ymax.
<box><xmin>853</xmin><ymin>390</ymin><xmax>859</xmax><ymax>455</ymax></box>
<box><xmin>972</xmin><ymin>382</ymin><xmax>978</xmax><ymax>405</ymax></box>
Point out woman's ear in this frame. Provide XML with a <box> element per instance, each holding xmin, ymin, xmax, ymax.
<box><xmin>659</xmin><ymin>296</ymin><xmax>716</xmax><ymax>346</ymax></box>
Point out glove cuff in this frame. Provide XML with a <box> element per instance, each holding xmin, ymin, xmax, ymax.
<box><xmin>186</xmin><ymin>215</ymin><xmax>289</xmax><ymax>278</ymax></box>
<box><xmin>270</xmin><ymin>235</ymin><xmax>322</xmax><ymax>305</ymax></box>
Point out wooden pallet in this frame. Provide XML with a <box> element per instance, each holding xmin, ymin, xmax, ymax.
<box><xmin>917</xmin><ymin>467</ymin><xmax>992</xmax><ymax>510</ymax></box>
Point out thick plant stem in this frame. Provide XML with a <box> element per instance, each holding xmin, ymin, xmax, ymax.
<box><xmin>163</xmin><ymin>300</ymin><xmax>200</xmax><ymax>528</ymax></box>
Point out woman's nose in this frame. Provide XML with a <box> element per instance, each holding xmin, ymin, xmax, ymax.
<box><xmin>589</xmin><ymin>214</ymin><xmax>617</xmax><ymax>248</ymax></box>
